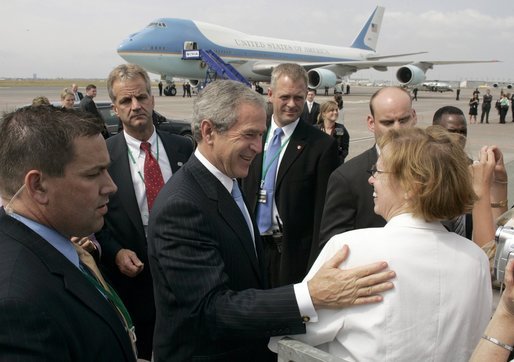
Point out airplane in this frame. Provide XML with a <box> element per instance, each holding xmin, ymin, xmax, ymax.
<box><xmin>117</xmin><ymin>6</ymin><xmax>498</xmax><ymax>92</ymax></box>
<box><xmin>420</xmin><ymin>81</ymin><xmax>453</xmax><ymax>92</ymax></box>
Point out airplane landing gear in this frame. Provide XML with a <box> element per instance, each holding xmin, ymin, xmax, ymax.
<box><xmin>164</xmin><ymin>84</ymin><xmax>177</xmax><ymax>96</ymax></box>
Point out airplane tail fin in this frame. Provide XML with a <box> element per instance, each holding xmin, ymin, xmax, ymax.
<box><xmin>350</xmin><ymin>6</ymin><xmax>385</xmax><ymax>52</ymax></box>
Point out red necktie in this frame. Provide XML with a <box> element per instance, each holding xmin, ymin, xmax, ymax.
<box><xmin>140</xmin><ymin>142</ymin><xmax>164</xmax><ymax>211</ymax></box>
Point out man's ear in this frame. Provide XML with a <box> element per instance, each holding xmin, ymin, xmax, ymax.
<box><xmin>411</xmin><ymin>109</ymin><xmax>418</xmax><ymax>125</ymax></box>
<box><xmin>200</xmin><ymin>119</ymin><xmax>215</xmax><ymax>144</ymax></box>
<box><xmin>111</xmin><ymin>103</ymin><xmax>119</xmax><ymax>117</ymax></box>
<box><xmin>267</xmin><ymin>88</ymin><xmax>273</xmax><ymax>102</ymax></box>
<box><xmin>25</xmin><ymin>170</ymin><xmax>50</xmax><ymax>205</ymax></box>
<box><xmin>367</xmin><ymin>115</ymin><xmax>375</xmax><ymax>133</ymax></box>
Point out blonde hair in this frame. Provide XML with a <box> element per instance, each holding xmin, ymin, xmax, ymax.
<box><xmin>317</xmin><ymin>100</ymin><xmax>339</xmax><ymax>125</ymax></box>
<box><xmin>377</xmin><ymin>126</ymin><xmax>476</xmax><ymax>221</ymax></box>
<box><xmin>60</xmin><ymin>88</ymin><xmax>75</xmax><ymax>100</ymax></box>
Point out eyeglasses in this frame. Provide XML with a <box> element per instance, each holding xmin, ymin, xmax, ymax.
<box><xmin>367</xmin><ymin>164</ymin><xmax>390</xmax><ymax>178</ymax></box>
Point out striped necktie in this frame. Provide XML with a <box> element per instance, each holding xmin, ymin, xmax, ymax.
<box><xmin>73</xmin><ymin>244</ymin><xmax>138</xmax><ymax>358</ymax></box>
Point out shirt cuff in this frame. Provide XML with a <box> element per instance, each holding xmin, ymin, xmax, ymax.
<box><xmin>294</xmin><ymin>282</ymin><xmax>318</xmax><ymax>323</ymax></box>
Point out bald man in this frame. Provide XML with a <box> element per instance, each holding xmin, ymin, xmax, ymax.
<box><xmin>319</xmin><ymin>87</ymin><xmax>417</xmax><ymax>245</ymax></box>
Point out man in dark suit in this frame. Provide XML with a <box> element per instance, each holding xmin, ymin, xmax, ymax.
<box><xmin>242</xmin><ymin>63</ymin><xmax>339</xmax><ymax>287</ymax></box>
<box><xmin>80</xmin><ymin>84</ymin><xmax>101</xmax><ymax>118</ymax></box>
<box><xmin>96</xmin><ymin>64</ymin><xmax>193</xmax><ymax>359</ymax></box>
<box><xmin>0</xmin><ymin>106</ymin><xmax>135</xmax><ymax>361</ymax></box>
<box><xmin>319</xmin><ymin>87</ymin><xmax>417</xmax><ymax>245</ymax></box>
<box><xmin>300</xmin><ymin>88</ymin><xmax>320</xmax><ymax>125</ymax></box>
<box><xmin>148</xmin><ymin>79</ymin><xmax>395</xmax><ymax>361</ymax></box>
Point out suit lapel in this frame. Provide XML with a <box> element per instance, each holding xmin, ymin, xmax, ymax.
<box><xmin>0</xmin><ymin>213</ymin><xmax>134</xmax><ymax>359</ymax></box>
<box><xmin>276</xmin><ymin>121</ymin><xmax>308</xmax><ymax>189</ymax></box>
<box><xmin>188</xmin><ymin>156</ymin><xmax>262</xmax><ymax>281</ymax></box>
<box><xmin>158</xmin><ymin>130</ymin><xmax>191</xmax><ymax>173</ymax></box>
<box><xmin>108</xmin><ymin>134</ymin><xmax>145</xmax><ymax>236</ymax></box>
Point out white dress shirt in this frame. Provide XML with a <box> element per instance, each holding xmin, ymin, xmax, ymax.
<box><xmin>270</xmin><ymin>213</ymin><xmax>492</xmax><ymax>361</ymax></box>
<box><xmin>124</xmin><ymin>128</ymin><xmax>172</xmax><ymax>227</ymax></box>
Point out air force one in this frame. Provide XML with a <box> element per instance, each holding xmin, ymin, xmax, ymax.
<box><xmin>117</xmin><ymin>6</ymin><xmax>498</xmax><ymax>91</ymax></box>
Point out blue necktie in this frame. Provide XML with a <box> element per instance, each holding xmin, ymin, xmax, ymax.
<box><xmin>257</xmin><ymin>128</ymin><xmax>283</xmax><ymax>233</ymax></box>
<box><xmin>232</xmin><ymin>180</ymin><xmax>255</xmax><ymax>243</ymax></box>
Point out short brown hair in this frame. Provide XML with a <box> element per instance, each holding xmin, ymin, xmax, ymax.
<box><xmin>270</xmin><ymin>63</ymin><xmax>308</xmax><ymax>91</ymax></box>
<box><xmin>0</xmin><ymin>106</ymin><xmax>103</xmax><ymax>198</ymax></box>
<box><xmin>377</xmin><ymin>126</ymin><xmax>477</xmax><ymax>221</ymax></box>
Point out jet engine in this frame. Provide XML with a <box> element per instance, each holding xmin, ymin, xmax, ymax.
<box><xmin>307</xmin><ymin>68</ymin><xmax>338</xmax><ymax>89</ymax></box>
<box><xmin>493</xmin><ymin>83</ymin><xmax>512</xmax><ymax>89</ymax></box>
<box><xmin>396</xmin><ymin>65</ymin><xmax>426</xmax><ymax>86</ymax></box>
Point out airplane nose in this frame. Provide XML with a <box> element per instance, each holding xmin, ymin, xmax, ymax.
<box><xmin>117</xmin><ymin>33</ymin><xmax>140</xmax><ymax>54</ymax></box>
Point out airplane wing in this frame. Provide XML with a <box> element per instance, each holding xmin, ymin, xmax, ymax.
<box><xmin>252</xmin><ymin>59</ymin><xmax>500</xmax><ymax>78</ymax></box>
<box><xmin>366</xmin><ymin>51</ymin><xmax>427</xmax><ymax>60</ymax></box>
<box><xmin>297</xmin><ymin>59</ymin><xmax>500</xmax><ymax>72</ymax></box>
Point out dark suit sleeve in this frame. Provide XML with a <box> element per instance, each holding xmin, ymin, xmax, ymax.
<box><xmin>0</xmin><ymin>298</ymin><xmax>69</xmax><ymax>360</ymax></box>
<box><xmin>319</xmin><ymin>167</ymin><xmax>356</xmax><ymax>245</ymax></box>
<box><xmin>150</xmin><ymin>196</ymin><xmax>305</xmax><ymax>340</ymax></box>
<box><xmin>309</xmin><ymin>138</ymin><xmax>339</xmax><ymax>265</ymax></box>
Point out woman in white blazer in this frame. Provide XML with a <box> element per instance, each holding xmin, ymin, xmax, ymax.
<box><xmin>271</xmin><ymin>126</ymin><xmax>492</xmax><ymax>362</ymax></box>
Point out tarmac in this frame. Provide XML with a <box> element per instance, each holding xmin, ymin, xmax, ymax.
<box><xmin>1</xmin><ymin>84</ymin><xmax>513</xmax><ymax>204</ymax></box>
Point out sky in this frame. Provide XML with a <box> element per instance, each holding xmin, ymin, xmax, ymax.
<box><xmin>1</xmin><ymin>0</ymin><xmax>513</xmax><ymax>82</ymax></box>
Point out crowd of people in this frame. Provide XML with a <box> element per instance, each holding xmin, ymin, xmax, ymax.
<box><xmin>1</xmin><ymin>63</ymin><xmax>513</xmax><ymax>362</ymax></box>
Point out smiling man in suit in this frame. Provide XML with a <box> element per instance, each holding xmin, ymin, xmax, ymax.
<box><xmin>147</xmin><ymin>79</ymin><xmax>395</xmax><ymax>361</ymax></box>
<box><xmin>242</xmin><ymin>63</ymin><xmax>339</xmax><ymax>287</ymax></box>
<box><xmin>96</xmin><ymin>63</ymin><xmax>193</xmax><ymax>359</ymax></box>
<box><xmin>0</xmin><ymin>106</ymin><xmax>135</xmax><ymax>361</ymax></box>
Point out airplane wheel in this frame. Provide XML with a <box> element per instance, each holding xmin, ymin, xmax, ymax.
<box><xmin>164</xmin><ymin>86</ymin><xmax>176</xmax><ymax>96</ymax></box>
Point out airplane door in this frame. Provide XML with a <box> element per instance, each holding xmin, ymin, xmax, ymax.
<box><xmin>184</xmin><ymin>41</ymin><xmax>198</xmax><ymax>50</ymax></box>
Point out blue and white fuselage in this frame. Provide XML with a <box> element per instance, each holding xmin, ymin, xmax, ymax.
<box><xmin>117</xmin><ymin>6</ymin><xmax>497</xmax><ymax>89</ymax></box>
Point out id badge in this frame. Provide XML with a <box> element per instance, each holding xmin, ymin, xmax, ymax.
<box><xmin>258</xmin><ymin>189</ymin><xmax>267</xmax><ymax>203</ymax></box>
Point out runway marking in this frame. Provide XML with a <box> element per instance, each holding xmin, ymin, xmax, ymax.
<box><xmin>350</xmin><ymin>136</ymin><xmax>375</xmax><ymax>143</ymax></box>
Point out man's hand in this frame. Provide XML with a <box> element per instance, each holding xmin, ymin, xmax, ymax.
<box><xmin>115</xmin><ymin>249</ymin><xmax>144</xmax><ymax>277</ymax></box>
<box><xmin>71</xmin><ymin>236</ymin><xmax>97</xmax><ymax>254</ymax></box>
<box><xmin>308</xmin><ymin>245</ymin><xmax>395</xmax><ymax>308</ymax></box>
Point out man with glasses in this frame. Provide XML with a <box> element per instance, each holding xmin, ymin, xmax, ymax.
<box><xmin>319</xmin><ymin>87</ymin><xmax>417</xmax><ymax>245</ymax></box>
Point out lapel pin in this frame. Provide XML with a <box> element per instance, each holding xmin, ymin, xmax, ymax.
<box><xmin>297</xmin><ymin>145</ymin><xmax>302</xmax><ymax>150</ymax></box>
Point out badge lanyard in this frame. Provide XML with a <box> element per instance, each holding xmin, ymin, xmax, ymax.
<box><xmin>260</xmin><ymin>130</ymin><xmax>291</xmax><ymax>189</ymax></box>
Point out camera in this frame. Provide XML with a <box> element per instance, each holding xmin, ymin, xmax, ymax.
<box><xmin>494</xmin><ymin>226</ymin><xmax>514</xmax><ymax>283</ymax></box>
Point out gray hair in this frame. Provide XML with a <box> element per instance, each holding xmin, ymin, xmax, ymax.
<box><xmin>192</xmin><ymin>80</ymin><xmax>266</xmax><ymax>142</ymax></box>
<box><xmin>270</xmin><ymin>63</ymin><xmax>308</xmax><ymax>91</ymax></box>
<box><xmin>107</xmin><ymin>64</ymin><xmax>152</xmax><ymax>102</ymax></box>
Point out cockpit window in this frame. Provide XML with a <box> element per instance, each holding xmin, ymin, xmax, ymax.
<box><xmin>147</xmin><ymin>21</ymin><xmax>167</xmax><ymax>28</ymax></box>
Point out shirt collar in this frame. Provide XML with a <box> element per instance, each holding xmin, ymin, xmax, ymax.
<box><xmin>269</xmin><ymin>116</ymin><xmax>299</xmax><ymax>142</ymax></box>
<box><xmin>124</xmin><ymin>126</ymin><xmax>158</xmax><ymax>156</ymax></box>
<box><xmin>8</xmin><ymin>213</ymin><xmax>80</xmax><ymax>268</ymax></box>
<box><xmin>194</xmin><ymin>149</ymin><xmax>234</xmax><ymax>193</ymax></box>
<box><xmin>385</xmin><ymin>213</ymin><xmax>446</xmax><ymax>232</ymax></box>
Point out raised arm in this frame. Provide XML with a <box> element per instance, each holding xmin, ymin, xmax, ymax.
<box><xmin>470</xmin><ymin>259</ymin><xmax>514</xmax><ymax>362</ymax></box>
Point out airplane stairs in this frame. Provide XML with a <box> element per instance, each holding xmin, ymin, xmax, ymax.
<box><xmin>198</xmin><ymin>49</ymin><xmax>251</xmax><ymax>88</ymax></box>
